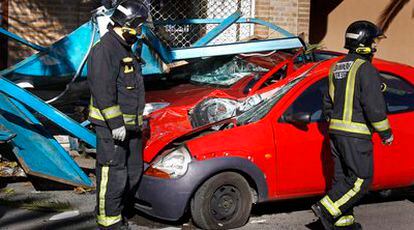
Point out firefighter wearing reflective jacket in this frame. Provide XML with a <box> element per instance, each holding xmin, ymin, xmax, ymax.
<box><xmin>312</xmin><ymin>21</ymin><xmax>394</xmax><ymax>230</ymax></box>
<box><xmin>87</xmin><ymin>1</ymin><xmax>148</xmax><ymax>229</ymax></box>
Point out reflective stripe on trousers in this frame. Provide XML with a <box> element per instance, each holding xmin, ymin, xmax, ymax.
<box><xmin>335</xmin><ymin>215</ymin><xmax>355</xmax><ymax>227</ymax></box>
<box><xmin>320</xmin><ymin>178</ymin><xmax>364</xmax><ymax>218</ymax></box>
<box><xmin>97</xmin><ymin>166</ymin><xmax>121</xmax><ymax>227</ymax></box>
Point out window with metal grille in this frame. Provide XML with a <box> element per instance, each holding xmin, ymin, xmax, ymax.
<box><xmin>145</xmin><ymin>0</ymin><xmax>254</xmax><ymax>48</ymax></box>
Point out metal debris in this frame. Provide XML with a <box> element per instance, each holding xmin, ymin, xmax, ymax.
<box><xmin>0</xmin><ymin>161</ymin><xmax>26</xmax><ymax>177</ymax></box>
<box><xmin>49</xmin><ymin>210</ymin><xmax>80</xmax><ymax>221</ymax></box>
<box><xmin>250</xmin><ymin>219</ymin><xmax>267</xmax><ymax>224</ymax></box>
<box><xmin>74</xmin><ymin>186</ymin><xmax>94</xmax><ymax>194</ymax></box>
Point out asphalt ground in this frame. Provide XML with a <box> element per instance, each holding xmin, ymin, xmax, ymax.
<box><xmin>1</xmin><ymin>180</ymin><xmax>413</xmax><ymax>230</ymax></box>
<box><xmin>1</xmin><ymin>154</ymin><xmax>413</xmax><ymax>229</ymax></box>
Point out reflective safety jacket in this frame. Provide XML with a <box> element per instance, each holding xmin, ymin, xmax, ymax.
<box><xmin>323</xmin><ymin>53</ymin><xmax>392</xmax><ymax>140</ymax></box>
<box><xmin>87</xmin><ymin>27</ymin><xmax>145</xmax><ymax>132</ymax></box>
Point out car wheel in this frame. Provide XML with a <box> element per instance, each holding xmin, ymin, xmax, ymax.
<box><xmin>191</xmin><ymin>172</ymin><xmax>252</xmax><ymax>229</ymax></box>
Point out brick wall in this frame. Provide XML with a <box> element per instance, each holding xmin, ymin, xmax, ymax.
<box><xmin>5</xmin><ymin>0</ymin><xmax>98</xmax><ymax>65</ymax></box>
<box><xmin>0</xmin><ymin>0</ymin><xmax>8</xmax><ymax>69</ymax></box>
<box><xmin>254</xmin><ymin>0</ymin><xmax>310</xmax><ymax>41</ymax></box>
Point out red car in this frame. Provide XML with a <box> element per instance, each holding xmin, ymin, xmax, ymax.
<box><xmin>136</xmin><ymin>55</ymin><xmax>414</xmax><ymax>229</ymax></box>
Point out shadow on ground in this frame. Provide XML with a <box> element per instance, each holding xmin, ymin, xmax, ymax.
<box><xmin>128</xmin><ymin>188</ymin><xmax>414</xmax><ymax>229</ymax></box>
<box><xmin>250</xmin><ymin>188</ymin><xmax>414</xmax><ymax>217</ymax></box>
<box><xmin>0</xmin><ymin>188</ymin><xmax>412</xmax><ymax>229</ymax></box>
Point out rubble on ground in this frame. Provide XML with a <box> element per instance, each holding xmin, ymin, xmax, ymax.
<box><xmin>0</xmin><ymin>161</ymin><xmax>26</xmax><ymax>177</ymax></box>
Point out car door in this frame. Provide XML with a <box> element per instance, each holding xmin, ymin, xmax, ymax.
<box><xmin>370</xmin><ymin>72</ymin><xmax>414</xmax><ymax>189</ymax></box>
<box><xmin>272</xmin><ymin>72</ymin><xmax>414</xmax><ymax>198</ymax></box>
<box><xmin>272</xmin><ymin>77</ymin><xmax>332</xmax><ymax>197</ymax></box>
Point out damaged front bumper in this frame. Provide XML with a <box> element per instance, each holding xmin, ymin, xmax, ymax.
<box><xmin>134</xmin><ymin>157</ymin><xmax>268</xmax><ymax>221</ymax></box>
<box><xmin>135</xmin><ymin>159</ymin><xmax>214</xmax><ymax>221</ymax></box>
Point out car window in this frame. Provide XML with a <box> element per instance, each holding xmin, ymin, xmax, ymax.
<box><xmin>279</xmin><ymin>73</ymin><xmax>414</xmax><ymax>124</ymax></box>
<box><xmin>380</xmin><ymin>73</ymin><xmax>414</xmax><ymax>114</ymax></box>
<box><xmin>283</xmin><ymin>78</ymin><xmax>327</xmax><ymax>122</ymax></box>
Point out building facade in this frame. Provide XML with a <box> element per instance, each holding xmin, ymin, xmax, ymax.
<box><xmin>310</xmin><ymin>0</ymin><xmax>414</xmax><ymax>66</ymax></box>
<box><xmin>0</xmin><ymin>0</ymin><xmax>98</xmax><ymax>68</ymax></box>
<box><xmin>1</xmin><ymin>0</ymin><xmax>413</xmax><ymax>68</ymax></box>
<box><xmin>254</xmin><ymin>0</ymin><xmax>310</xmax><ymax>39</ymax></box>
<box><xmin>0</xmin><ymin>0</ymin><xmax>311</xmax><ymax>68</ymax></box>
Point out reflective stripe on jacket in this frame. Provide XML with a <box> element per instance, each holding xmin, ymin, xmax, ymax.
<box><xmin>323</xmin><ymin>53</ymin><xmax>392</xmax><ymax>139</ymax></box>
<box><xmin>87</xmin><ymin>27</ymin><xmax>145</xmax><ymax>131</ymax></box>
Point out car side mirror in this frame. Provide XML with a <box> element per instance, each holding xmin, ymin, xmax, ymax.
<box><xmin>283</xmin><ymin>112</ymin><xmax>311</xmax><ymax>125</ymax></box>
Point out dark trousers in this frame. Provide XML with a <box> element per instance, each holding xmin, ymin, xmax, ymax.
<box><xmin>95</xmin><ymin>125</ymin><xmax>143</xmax><ymax>228</ymax></box>
<box><xmin>319</xmin><ymin>134</ymin><xmax>373</xmax><ymax>226</ymax></box>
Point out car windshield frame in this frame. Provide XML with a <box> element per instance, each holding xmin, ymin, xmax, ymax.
<box><xmin>236</xmin><ymin>62</ymin><xmax>320</xmax><ymax>125</ymax></box>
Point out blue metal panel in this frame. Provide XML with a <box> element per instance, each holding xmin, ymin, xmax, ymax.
<box><xmin>141</xmin><ymin>26</ymin><xmax>174</xmax><ymax>74</ymax></box>
<box><xmin>141</xmin><ymin>26</ymin><xmax>172</xmax><ymax>63</ymax></box>
<box><xmin>80</xmin><ymin>120</ymin><xmax>91</xmax><ymax>127</ymax></box>
<box><xmin>0</xmin><ymin>92</ymin><xmax>93</xmax><ymax>187</ymax></box>
<box><xmin>0</xmin><ymin>21</ymin><xmax>98</xmax><ymax>80</ymax></box>
<box><xmin>170</xmin><ymin>37</ymin><xmax>304</xmax><ymax>60</ymax></box>
<box><xmin>141</xmin><ymin>44</ymin><xmax>166</xmax><ymax>75</ymax></box>
<box><xmin>0</xmin><ymin>27</ymin><xmax>47</xmax><ymax>52</ymax></box>
<box><xmin>1</xmin><ymin>15</ymin><xmax>301</xmax><ymax>80</ymax></box>
<box><xmin>0</xmin><ymin>76</ymin><xmax>96</xmax><ymax>148</ymax></box>
<box><xmin>154</xmin><ymin>18</ymin><xmax>294</xmax><ymax>38</ymax></box>
<box><xmin>192</xmin><ymin>11</ymin><xmax>241</xmax><ymax>47</ymax></box>
<box><xmin>0</xmin><ymin>129</ymin><xmax>15</xmax><ymax>142</ymax></box>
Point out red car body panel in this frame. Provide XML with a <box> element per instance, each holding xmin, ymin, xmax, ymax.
<box><xmin>144</xmin><ymin>55</ymin><xmax>414</xmax><ymax>201</ymax></box>
<box><xmin>146</xmin><ymin>81</ymin><xmax>245</xmax><ymax>105</ymax></box>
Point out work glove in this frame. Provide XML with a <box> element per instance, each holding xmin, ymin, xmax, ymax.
<box><xmin>382</xmin><ymin>134</ymin><xmax>394</xmax><ymax>146</ymax></box>
<box><xmin>112</xmin><ymin>126</ymin><xmax>126</xmax><ymax>142</ymax></box>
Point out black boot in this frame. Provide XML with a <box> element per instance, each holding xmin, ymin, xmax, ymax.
<box><xmin>311</xmin><ymin>203</ymin><xmax>334</xmax><ymax>230</ymax></box>
<box><xmin>122</xmin><ymin>204</ymin><xmax>136</xmax><ymax>219</ymax></box>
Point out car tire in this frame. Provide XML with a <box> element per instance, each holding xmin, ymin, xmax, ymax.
<box><xmin>191</xmin><ymin>172</ymin><xmax>252</xmax><ymax>229</ymax></box>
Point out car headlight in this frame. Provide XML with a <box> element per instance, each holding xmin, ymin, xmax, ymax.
<box><xmin>190</xmin><ymin>98</ymin><xmax>238</xmax><ymax>127</ymax></box>
<box><xmin>145</xmin><ymin>146</ymin><xmax>192</xmax><ymax>179</ymax></box>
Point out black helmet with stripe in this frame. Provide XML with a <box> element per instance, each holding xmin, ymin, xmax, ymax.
<box><xmin>344</xmin><ymin>21</ymin><xmax>385</xmax><ymax>53</ymax></box>
<box><xmin>111</xmin><ymin>0</ymin><xmax>149</xmax><ymax>29</ymax></box>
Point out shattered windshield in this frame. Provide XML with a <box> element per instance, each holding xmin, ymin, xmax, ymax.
<box><xmin>190</xmin><ymin>56</ymin><xmax>269</xmax><ymax>87</ymax></box>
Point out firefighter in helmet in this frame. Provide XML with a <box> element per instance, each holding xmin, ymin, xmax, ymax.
<box><xmin>312</xmin><ymin>21</ymin><xmax>394</xmax><ymax>230</ymax></box>
<box><xmin>88</xmin><ymin>0</ymin><xmax>148</xmax><ymax>228</ymax></box>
